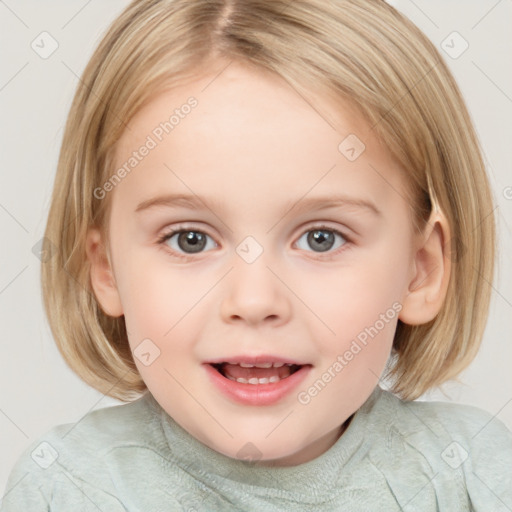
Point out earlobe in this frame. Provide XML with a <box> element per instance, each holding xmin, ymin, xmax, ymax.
<box><xmin>399</xmin><ymin>211</ymin><xmax>452</xmax><ymax>326</ymax></box>
<box><xmin>85</xmin><ymin>228</ymin><xmax>124</xmax><ymax>318</ymax></box>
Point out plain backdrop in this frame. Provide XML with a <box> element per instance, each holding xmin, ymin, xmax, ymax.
<box><xmin>1</xmin><ymin>0</ymin><xmax>511</xmax><ymax>497</ymax></box>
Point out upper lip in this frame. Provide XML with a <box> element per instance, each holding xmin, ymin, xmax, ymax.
<box><xmin>204</xmin><ymin>354</ymin><xmax>310</xmax><ymax>366</ymax></box>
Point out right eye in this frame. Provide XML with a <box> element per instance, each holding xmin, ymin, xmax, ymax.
<box><xmin>157</xmin><ymin>226</ymin><xmax>218</xmax><ymax>259</ymax></box>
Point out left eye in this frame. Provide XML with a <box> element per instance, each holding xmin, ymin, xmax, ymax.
<box><xmin>295</xmin><ymin>227</ymin><xmax>347</xmax><ymax>253</ymax></box>
<box><xmin>157</xmin><ymin>225</ymin><xmax>349</xmax><ymax>259</ymax></box>
<box><xmin>160</xmin><ymin>229</ymin><xmax>217</xmax><ymax>255</ymax></box>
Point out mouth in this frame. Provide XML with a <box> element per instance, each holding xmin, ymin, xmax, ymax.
<box><xmin>203</xmin><ymin>357</ymin><xmax>313</xmax><ymax>405</ymax></box>
<box><xmin>208</xmin><ymin>361</ymin><xmax>307</xmax><ymax>385</ymax></box>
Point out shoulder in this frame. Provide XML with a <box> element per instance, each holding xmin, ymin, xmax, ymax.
<box><xmin>1</xmin><ymin>393</ymin><xmax>160</xmax><ymax>511</ymax></box>
<box><xmin>370</xmin><ymin>388</ymin><xmax>512</xmax><ymax>510</ymax></box>
<box><xmin>373</xmin><ymin>388</ymin><xmax>512</xmax><ymax>448</ymax></box>
<box><xmin>38</xmin><ymin>391</ymin><xmax>159</xmax><ymax>461</ymax></box>
<box><xmin>394</xmin><ymin>392</ymin><xmax>512</xmax><ymax>458</ymax></box>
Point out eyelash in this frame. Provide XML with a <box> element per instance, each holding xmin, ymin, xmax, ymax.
<box><xmin>156</xmin><ymin>223</ymin><xmax>352</xmax><ymax>261</ymax></box>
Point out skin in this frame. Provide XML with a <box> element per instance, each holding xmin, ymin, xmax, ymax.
<box><xmin>86</xmin><ymin>59</ymin><xmax>451</xmax><ymax>467</ymax></box>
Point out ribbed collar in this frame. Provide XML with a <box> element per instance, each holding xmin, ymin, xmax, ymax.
<box><xmin>152</xmin><ymin>386</ymin><xmax>385</xmax><ymax>499</ymax></box>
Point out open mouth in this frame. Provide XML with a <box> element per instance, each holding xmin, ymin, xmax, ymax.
<box><xmin>210</xmin><ymin>362</ymin><xmax>304</xmax><ymax>385</ymax></box>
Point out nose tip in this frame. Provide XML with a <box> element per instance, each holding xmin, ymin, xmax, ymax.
<box><xmin>219</xmin><ymin>255</ymin><xmax>291</xmax><ymax>327</ymax></box>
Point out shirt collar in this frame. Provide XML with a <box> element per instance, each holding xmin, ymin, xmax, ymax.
<box><xmin>152</xmin><ymin>385</ymin><xmax>384</xmax><ymax>497</ymax></box>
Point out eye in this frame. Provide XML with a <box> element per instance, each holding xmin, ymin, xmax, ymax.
<box><xmin>157</xmin><ymin>224</ymin><xmax>350</xmax><ymax>260</ymax></box>
<box><xmin>157</xmin><ymin>226</ymin><xmax>217</xmax><ymax>258</ymax></box>
<box><xmin>295</xmin><ymin>225</ymin><xmax>349</xmax><ymax>254</ymax></box>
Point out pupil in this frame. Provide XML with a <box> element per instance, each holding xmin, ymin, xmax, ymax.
<box><xmin>308</xmin><ymin>230</ymin><xmax>334</xmax><ymax>252</ymax></box>
<box><xmin>178</xmin><ymin>231</ymin><xmax>206</xmax><ymax>253</ymax></box>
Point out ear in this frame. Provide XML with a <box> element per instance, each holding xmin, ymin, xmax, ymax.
<box><xmin>399</xmin><ymin>210</ymin><xmax>452</xmax><ymax>325</ymax></box>
<box><xmin>85</xmin><ymin>227</ymin><xmax>124</xmax><ymax>317</ymax></box>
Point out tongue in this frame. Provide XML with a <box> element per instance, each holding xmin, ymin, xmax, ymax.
<box><xmin>221</xmin><ymin>364</ymin><xmax>293</xmax><ymax>380</ymax></box>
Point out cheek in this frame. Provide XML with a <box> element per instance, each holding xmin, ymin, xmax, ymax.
<box><xmin>113</xmin><ymin>247</ymin><xmax>198</xmax><ymax>342</ymax></box>
<box><xmin>308</xmin><ymin>246</ymin><xmax>407</xmax><ymax>360</ymax></box>
<box><xmin>118</xmin><ymin>262</ymin><xmax>205</xmax><ymax>390</ymax></box>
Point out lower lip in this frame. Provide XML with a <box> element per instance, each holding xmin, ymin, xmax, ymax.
<box><xmin>203</xmin><ymin>363</ymin><xmax>312</xmax><ymax>406</ymax></box>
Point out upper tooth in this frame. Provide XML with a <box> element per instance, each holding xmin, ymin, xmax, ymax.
<box><xmin>231</xmin><ymin>362</ymin><xmax>292</xmax><ymax>368</ymax></box>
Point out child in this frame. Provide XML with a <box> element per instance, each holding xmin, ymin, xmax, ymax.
<box><xmin>2</xmin><ymin>0</ymin><xmax>511</xmax><ymax>510</ymax></box>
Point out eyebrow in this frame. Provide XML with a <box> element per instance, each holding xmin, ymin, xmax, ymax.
<box><xmin>135</xmin><ymin>192</ymin><xmax>382</xmax><ymax>218</ymax></box>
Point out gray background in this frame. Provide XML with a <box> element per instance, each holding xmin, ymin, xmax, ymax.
<box><xmin>1</xmin><ymin>0</ymin><xmax>511</xmax><ymax>497</ymax></box>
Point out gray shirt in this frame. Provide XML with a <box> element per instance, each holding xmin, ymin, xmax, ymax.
<box><xmin>1</xmin><ymin>385</ymin><xmax>511</xmax><ymax>511</ymax></box>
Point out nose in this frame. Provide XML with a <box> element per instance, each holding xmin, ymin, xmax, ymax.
<box><xmin>219</xmin><ymin>253</ymin><xmax>292</xmax><ymax>327</ymax></box>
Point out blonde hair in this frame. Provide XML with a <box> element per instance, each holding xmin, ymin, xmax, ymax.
<box><xmin>41</xmin><ymin>0</ymin><xmax>496</xmax><ymax>401</ymax></box>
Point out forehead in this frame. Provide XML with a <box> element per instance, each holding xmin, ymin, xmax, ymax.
<box><xmin>110</xmin><ymin>62</ymin><xmax>409</xmax><ymax>216</ymax></box>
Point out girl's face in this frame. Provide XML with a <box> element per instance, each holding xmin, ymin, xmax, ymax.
<box><xmin>98</xmin><ymin>60</ymin><xmax>421</xmax><ymax>466</ymax></box>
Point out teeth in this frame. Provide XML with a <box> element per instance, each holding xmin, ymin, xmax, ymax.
<box><xmin>218</xmin><ymin>361</ymin><xmax>303</xmax><ymax>385</ymax></box>
<box><xmin>225</xmin><ymin>375</ymin><xmax>283</xmax><ymax>385</ymax></box>
<box><xmin>231</xmin><ymin>362</ymin><xmax>291</xmax><ymax>368</ymax></box>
